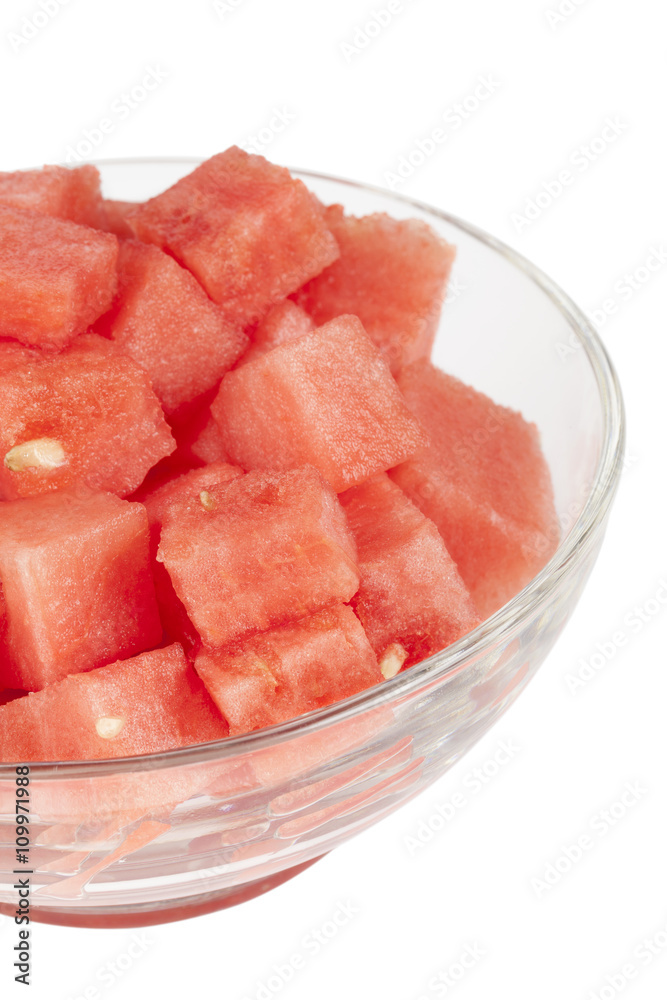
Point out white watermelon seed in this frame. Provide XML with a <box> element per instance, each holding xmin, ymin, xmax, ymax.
<box><xmin>199</xmin><ymin>490</ymin><xmax>217</xmax><ymax>511</ymax></box>
<box><xmin>379</xmin><ymin>642</ymin><xmax>408</xmax><ymax>679</ymax></box>
<box><xmin>4</xmin><ymin>437</ymin><xmax>66</xmax><ymax>472</ymax></box>
<box><xmin>95</xmin><ymin>717</ymin><xmax>125</xmax><ymax>740</ymax></box>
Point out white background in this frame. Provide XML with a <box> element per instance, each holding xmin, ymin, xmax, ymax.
<box><xmin>1</xmin><ymin>1</ymin><xmax>666</xmax><ymax>997</ymax></box>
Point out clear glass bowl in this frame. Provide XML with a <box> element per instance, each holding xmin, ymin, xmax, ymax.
<box><xmin>0</xmin><ymin>160</ymin><xmax>624</xmax><ymax>927</ymax></box>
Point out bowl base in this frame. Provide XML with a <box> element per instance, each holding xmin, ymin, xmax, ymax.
<box><xmin>0</xmin><ymin>854</ymin><xmax>326</xmax><ymax>928</ymax></box>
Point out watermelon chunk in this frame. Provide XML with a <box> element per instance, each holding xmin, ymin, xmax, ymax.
<box><xmin>0</xmin><ymin>205</ymin><xmax>118</xmax><ymax>350</ymax></box>
<box><xmin>242</xmin><ymin>299</ymin><xmax>314</xmax><ymax>364</ymax></box>
<box><xmin>100</xmin><ymin>240</ymin><xmax>248</xmax><ymax>414</ymax></box>
<box><xmin>340</xmin><ymin>474</ymin><xmax>481</xmax><ymax>673</ymax></box>
<box><xmin>295</xmin><ymin>206</ymin><xmax>455</xmax><ymax>373</ymax></box>
<box><xmin>0</xmin><ymin>164</ymin><xmax>105</xmax><ymax>228</ymax></box>
<box><xmin>0</xmin><ymin>644</ymin><xmax>228</xmax><ymax>762</ymax></box>
<box><xmin>100</xmin><ymin>199</ymin><xmax>137</xmax><ymax>238</ymax></box>
<box><xmin>0</xmin><ymin>489</ymin><xmax>162</xmax><ymax>692</ymax></box>
<box><xmin>143</xmin><ymin>462</ymin><xmax>244</xmax><ymax>650</ymax></box>
<box><xmin>195</xmin><ymin>604</ymin><xmax>381</xmax><ymax>735</ymax></box>
<box><xmin>126</xmin><ymin>147</ymin><xmax>339</xmax><ymax>325</ymax></box>
<box><xmin>391</xmin><ymin>362</ymin><xmax>560</xmax><ymax>617</ymax></box>
<box><xmin>212</xmin><ymin>315</ymin><xmax>427</xmax><ymax>492</ymax></box>
<box><xmin>157</xmin><ymin>465</ymin><xmax>360</xmax><ymax>648</ymax></box>
<box><xmin>0</xmin><ymin>334</ymin><xmax>175</xmax><ymax>500</ymax></box>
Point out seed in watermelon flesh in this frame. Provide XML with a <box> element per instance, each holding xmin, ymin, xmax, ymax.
<box><xmin>294</xmin><ymin>206</ymin><xmax>455</xmax><ymax>374</ymax></box>
<box><xmin>100</xmin><ymin>199</ymin><xmax>137</xmax><ymax>238</ymax></box>
<box><xmin>195</xmin><ymin>604</ymin><xmax>381</xmax><ymax>735</ymax></box>
<box><xmin>212</xmin><ymin>315</ymin><xmax>428</xmax><ymax>493</ymax></box>
<box><xmin>0</xmin><ymin>489</ymin><xmax>162</xmax><ymax>692</ymax></box>
<box><xmin>0</xmin><ymin>644</ymin><xmax>228</xmax><ymax>762</ymax></box>
<box><xmin>0</xmin><ymin>164</ymin><xmax>105</xmax><ymax>228</ymax></box>
<box><xmin>157</xmin><ymin>465</ymin><xmax>360</xmax><ymax>649</ymax></box>
<box><xmin>100</xmin><ymin>240</ymin><xmax>248</xmax><ymax>415</ymax></box>
<box><xmin>142</xmin><ymin>462</ymin><xmax>244</xmax><ymax>650</ymax></box>
<box><xmin>340</xmin><ymin>473</ymin><xmax>481</xmax><ymax>669</ymax></box>
<box><xmin>126</xmin><ymin>147</ymin><xmax>340</xmax><ymax>325</ymax></box>
<box><xmin>0</xmin><ymin>334</ymin><xmax>175</xmax><ymax>500</ymax></box>
<box><xmin>391</xmin><ymin>361</ymin><xmax>560</xmax><ymax>618</ymax></box>
<box><xmin>241</xmin><ymin>299</ymin><xmax>314</xmax><ymax>365</ymax></box>
<box><xmin>0</xmin><ymin>204</ymin><xmax>118</xmax><ymax>350</ymax></box>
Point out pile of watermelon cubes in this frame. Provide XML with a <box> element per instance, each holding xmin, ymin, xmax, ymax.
<box><xmin>0</xmin><ymin>149</ymin><xmax>559</xmax><ymax>763</ymax></box>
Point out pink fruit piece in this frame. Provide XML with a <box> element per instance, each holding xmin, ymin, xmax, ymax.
<box><xmin>0</xmin><ymin>644</ymin><xmax>228</xmax><ymax>762</ymax></box>
<box><xmin>0</xmin><ymin>204</ymin><xmax>118</xmax><ymax>350</ymax></box>
<box><xmin>142</xmin><ymin>462</ymin><xmax>244</xmax><ymax>651</ymax></box>
<box><xmin>0</xmin><ymin>334</ymin><xmax>175</xmax><ymax>500</ymax></box>
<box><xmin>100</xmin><ymin>199</ymin><xmax>137</xmax><ymax>238</ymax></box>
<box><xmin>391</xmin><ymin>361</ymin><xmax>560</xmax><ymax>618</ymax></box>
<box><xmin>0</xmin><ymin>489</ymin><xmax>162</xmax><ymax>692</ymax></box>
<box><xmin>212</xmin><ymin>315</ymin><xmax>427</xmax><ymax>493</ymax></box>
<box><xmin>126</xmin><ymin>147</ymin><xmax>339</xmax><ymax>325</ymax></box>
<box><xmin>195</xmin><ymin>604</ymin><xmax>381</xmax><ymax>735</ymax></box>
<box><xmin>157</xmin><ymin>465</ymin><xmax>360</xmax><ymax>649</ymax></box>
<box><xmin>0</xmin><ymin>164</ymin><xmax>106</xmax><ymax>228</ymax></box>
<box><xmin>295</xmin><ymin>205</ymin><xmax>455</xmax><ymax>374</ymax></box>
<box><xmin>241</xmin><ymin>299</ymin><xmax>314</xmax><ymax>364</ymax></box>
<box><xmin>340</xmin><ymin>473</ymin><xmax>481</xmax><ymax>673</ymax></box>
<box><xmin>100</xmin><ymin>240</ymin><xmax>248</xmax><ymax>414</ymax></box>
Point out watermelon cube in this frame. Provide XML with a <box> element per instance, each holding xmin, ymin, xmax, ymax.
<box><xmin>340</xmin><ymin>474</ymin><xmax>481</xmax><ymax>673</ymax></box>
<box><xmin>391</xmin><ymin>362</ymin><xmax>560</xmax><ymax>617</ymax></box>
<box><xmin>212</xmin><ymin>315</ymin><xmax>427</xmax><ymax>492</ymax></box>
<box><xmin>0</xmin><ymin>164</ymin><xmax>105</xmax><ymax>228</ymax></box>
<box><xmin>157</xmin><ymin>465</ymin><xmax>360</xmax><ymax>648</ymax></box>
<box><xmin>126</xmin><ymin>147</ymin><xmax>340</xmax><ymax>325</ymax></box>
<box><xmin>242</xmin><ymin>299</ymin><xmax>314</xmax><ymax>365</ymax></box>
<box><xmin>195</xmin><ymin>604</ymin><xmax>381</xmax><ymax>735</ymax></box>
<box><xmin>142</xmin><ymin>462</ymin><xmax>244</xmax><ymax>650</ymax></box>
<box><xmin>100</xmin><ymin>199</ymin><xmax>137</xmax><ymax>238</ymax></box>
<box><xmin>0</xmin><ymin>205</ymin><xmax>118</xmax><ymax>350</ymax></box>
<box><xmin>100</xmin><ymin>240</ymin><xmax>248</xmax><ymax>414</ymax></box>
<box><xmin>0</xmin><ymin>489</ymin><xmax>162</xmax><ymax>691</ymax></box>
<box><xmin>0</xmin><ymin>334</ymin><xmax>175</xmax><ymax>500</ymax></box>
<box><xmin>295</xmin><ymin>206</ymin><xmax>455</xmax><ymax>373</ymax></box>
<box><xmin>0</xmin><ymin>644</ymin><xmax>228</xmax><ymax>762</ymax></box>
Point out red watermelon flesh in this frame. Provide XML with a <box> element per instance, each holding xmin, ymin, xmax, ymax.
<box><xmin>242</xmin><ymin>299</ymin><xmax>314</xmax><ymax>364</ymax></box>
<box><xmin>0</xmin><ymin>644</ymin><xmax>228</xmax><ymax>762</ymax></box>
<box><xmin>0</xmin><ymin>489</ymin><xmax>162</xmax><ymax>692</ymax></box>
<box><xmin>195</xmin><ymin>604</ymin><xmax>381</xmax><ymax>736</ymax></box>
<box><xmin>126</xmin><ymin>147</ymin><xmax>340</xmax><ymax>325</ymax></box>
<box><xmin>340</xmin><ymin>474</ymin><xmax>481</xmax><ymax>672</ymax></box>
<box><xmin>100</xmin><ymin>199</ymin><xmax>137</xmax><ymax>238</ymax></box>
<box><xmin>0</xmin><ymin>205</ymin><xmax>118</xmax><ymax>350</ymax></box>
<box><xmin>0</xmin><ymin>164</ymin><xmax>105</xmax><ymax>229</ymax></box>
<box><xmin>212</xmin><ymin>315</ymin><xmax>428</xmax><ymax>493</ymax></box>
<box><xmin>142</xmin><ymin>462</ymin><xmax>244</xmax><ymax>650</ymax></box>
<box><xmin>0</xmin><ymin>334</ymin><xmax>175</xmax><ymax>501</ymax></box>
<box><xmin>157</xmin><ymin>465</ymin><xmax>360</xmax><ymax>649</ymax></box>
<box><xmin>101</xmin><ymin>240</ymin><xmax>248</xmax><ymax>414</ymax></box>
<box><xmin>294</xmin><ymin>206</ymin><xmax>455</xmax><ymax>374</ymax></box>
<box><xmin>391</xmin><ymin>362</ymin><xmax>560</xmax><ymax>618</ymax></box>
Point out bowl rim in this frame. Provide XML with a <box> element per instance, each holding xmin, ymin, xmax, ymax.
<box><xmin>0</xmin><ymin>157</ymin><xmax>625</xmax><ymax>779</ymax></box>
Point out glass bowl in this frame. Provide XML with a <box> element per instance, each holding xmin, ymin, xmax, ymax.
<box><xmin>0</xmin><ymin>159</ymin><xmax>624</xmax><ymax>927</ymax></box>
